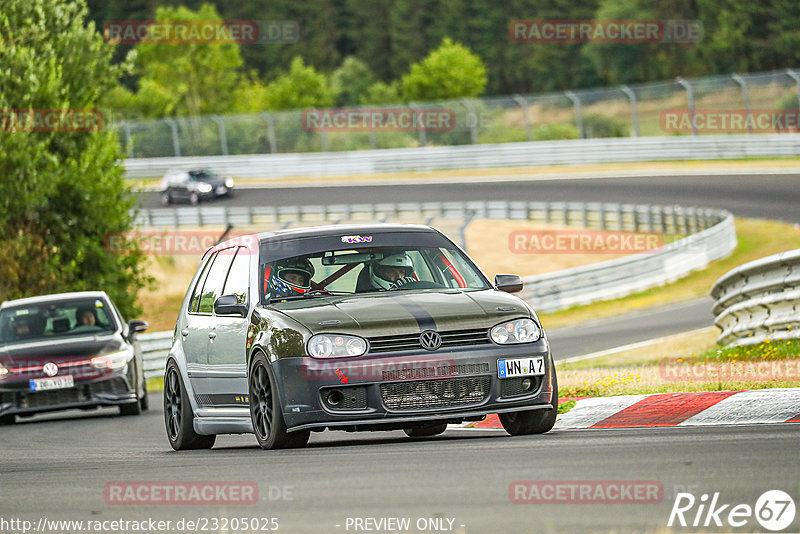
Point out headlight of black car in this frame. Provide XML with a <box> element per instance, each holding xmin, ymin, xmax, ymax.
<box><xmin>490</xmin><ymin>318</ymin><xmax>541</xmax><ymax>344</ymax></box>
<box><xmin>307</xmin><ymin>334</ymin><xmax>368</xmax><ymax>358</ymax></box>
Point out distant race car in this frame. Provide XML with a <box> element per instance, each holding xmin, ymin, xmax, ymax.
<box><xmin>0</xmin><ymin>291</ymin><xmax>149</xmax><ymax>423</ymax></box>
<box><xmin>159</xmin><ymin>168</ymin><xmax>235</xmax><ymax>205</ymax></box>
<box><xmin>164</xmin><ymin>223</ymin><xmax>557</xmax><ymax>450</ymax></box>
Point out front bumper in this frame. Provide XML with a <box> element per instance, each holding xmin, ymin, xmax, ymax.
<box><xmin>273</xmin><ymin>341</ymin><xmax>555</xmax><ymax>432</ymax></box>
<box><xmin>0</xmin><ymin>374</ymin><xmax>136</xmax><ymax>416</ymax></box>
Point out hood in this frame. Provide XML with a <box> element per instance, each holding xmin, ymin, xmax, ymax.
<box><xmin>271</xmin><ymin>289</ymin><xmax>531</xmax><ymax>337</ymax></box>
<box><xmin>0</xmin><ymin>334</ymin><xmax>123</xmax><ymax>368</ymax></box>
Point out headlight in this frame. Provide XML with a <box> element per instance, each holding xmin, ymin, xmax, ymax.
<box><xmin>307</xmin><ymin>334</ymin><xmax>367</xmax><ymax>358</ymax></box>
<box><xmin>197</xmin><ymin>182</ymin><xmax>213</xmax><ymax>193</ymax></box>
<box><xmin>0</xmin><ymin>366</ymin><xmax>8</xmax><ymax>376</ymax></box>
<box><xmin>490</xmin><ymin>318</ymin><xmax>541</xmax><ymax>344</ymax></box>
<box><xmin>91</xmin><ymin>349</ymin><xmax>132</xmax><ymax>370</ymax></box>
<box><xmin>225</xmin><ymin>177</ymin><xmax>234</xmax><ymax>188</ymax></box>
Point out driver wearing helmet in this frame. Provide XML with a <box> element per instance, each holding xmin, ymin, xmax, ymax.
<box><xmin>369</xmin><ymin>253</ymin><xmax>416</xmax><ymax>290</ymax></box>
<box><xmin>266</xmin><ymin>257</ymin><xmax>315</xmax><ymax>298</ymax></box>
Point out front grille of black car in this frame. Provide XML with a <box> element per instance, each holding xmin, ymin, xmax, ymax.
<box><xmin>0</xmin><ymin>392</ymin><xmax>16</xmax><ymax>405</ymax></box>
<box><xmin>87</xmin><ymin>378</ymin><xmax>129</xmax><ymax>396</ymax></box>
<box><xmin>368</xmin><ymin>329</ymin><xmax>490</xmax><ymax>353</ymax></box>
<box><xmin>21</xmin><ymin>388</ymin><xmax>88</xmax><ymax>408</ymax></box>
<box><xmin>321</xmin><ymin>386</ymin><xmax>368</xmax><ymax>411</ymax></box>
<box><xmin>501</xmin><ymin>376</ymin><xmax>543</xmax><ymax>398</ymax></box>
<box><xmin>380</xmin><ymin>376</ymin><xmax>490</xmax><ymax>410</ymax></box>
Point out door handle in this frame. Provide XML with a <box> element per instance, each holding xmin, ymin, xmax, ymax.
<box><xmin>181</xmin><ymin>329</ymin><xmax>189</xmax><ymax>337</ymax></box>
<box><xmin>208</xmin><ymin>332</ymin><xmax>217</xmax><ymax>340</ymax></box>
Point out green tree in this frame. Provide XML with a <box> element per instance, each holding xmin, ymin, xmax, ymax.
<box><xmin>330</xmin><ymin>57</ymin><xmax>375</xmax><ymax>106</ymax></box>
<box><xmin>401</xmin><ymin>38</ymin><xmax>487</xmax><ymax>101</ymax></box>
<box><xmin>0</xmin><ymin>0</ymin><xmax>149</xmax><ymax>317</ymax></box>
<box><xmin>264</xmin><ymin>56</ymin><xmax>334</xmax><ymax>110</ymax></box>
<box><xmin>131</xmin><ymin>3</ymin><xmax>245</xmax><ymax>117</ymax></box>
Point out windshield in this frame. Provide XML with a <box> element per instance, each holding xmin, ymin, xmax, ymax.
<box><xmin>260</xmin><ymin>245</ymin><xmax>489</xmax><ymax>303</ymax></box>
<box><xmin>0</xmin><ymin>298</ymin><xmax>118</xmax><ymax>345</ymax></box>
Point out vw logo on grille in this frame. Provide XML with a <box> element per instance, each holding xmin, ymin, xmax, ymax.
<box><xmin>419</xmin><ymin>330</ymin><xmax>442</xmax><ymax>351</ymax></box>
<box><xmin>42</xmin><ymin>362</ymin><xmax>59</xmax><ymax>377</ymax></box>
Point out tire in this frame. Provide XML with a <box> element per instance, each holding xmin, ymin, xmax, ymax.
<box><xmin>0</xmin><ymin>414</ymin><xmax>15</xmax><ymax>425</ymax></box>
<box><xmin>249</xmin><ymin>352</ymin><xmax>309</xmax><ymax>450</ymax></box>
<box><xmin>139</xmin><ymin>373</ymin><xmax>149</xmax><ymax>411</ymax></box>
<box><xmin>403</xmin><ymin>422</ymin><xmax>448</xmax><ymax>438</ymax></box>
<box><xmin>500</xmin><ymin>368</ymin><xmax>558</xmax><ymax>436</ymax></box>
<box><xmin>161</xmin><ymin>192</ymin><xmax>171</xmax><ymax>205</ymax></box>
<box><xmin>164</xmin><ymin>361</ymin><xmax>216</xmax><ymax>450</ymax></box>
<box><xmin>189</xmin><ymin>192</ymin><xmax>199</xmax><ymax>205</ymax></box>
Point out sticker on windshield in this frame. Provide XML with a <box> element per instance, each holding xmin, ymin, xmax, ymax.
<box><xmin>341</xmin><ymin>235</ymin><xmax>373</xmax><ymax>244</ymax></box>
<box><xmin>15</xmin><ymin>309</ymin><xmax>29</xmax><ymax>315</ymax></box>
<box><xmin>95</xmin><ymin>300</ymin><xmax>104</xmax><ymax>307</ymax></box>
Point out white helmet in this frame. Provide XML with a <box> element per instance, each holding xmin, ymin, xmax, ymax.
<box><xmin>370</xmin><ymin>253</ymin><xmax>414</xmax><ymax>289</ymax></box>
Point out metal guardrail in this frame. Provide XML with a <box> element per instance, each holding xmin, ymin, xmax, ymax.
<box><xmin>124</xmin><ymin>134</ymin><xmax>800</xmax><ymax>179</ymax></box>
<box><xmin>137</xmin><ymin>200</ymin><xmax>737</xmax><ymax>376</ymax></box>
<box><xmin>711</xmin><ymin>249</ymin><xmax>800</xmax><ymax>347</ymax></box>
<box><xmin>139</xmin><ymin>330</ymin><xmax>172</xmax><ymax>379</ymax></box>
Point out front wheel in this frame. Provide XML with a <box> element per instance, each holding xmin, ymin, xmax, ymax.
<box><xmin>500</xmin><ymin>369</ymin><xmax>558</xmax><ymax>435</ymax></box>
<box><xmin>249</xmin><ymin>353</ymin><xmax>309</xmax><ymax>450</ymax></box>
<box><xmin>164</xmin><ymin>361</ymin><xmax>216</xmax><ymax>450</ymax></box>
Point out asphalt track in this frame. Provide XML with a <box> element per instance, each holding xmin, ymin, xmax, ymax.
<box><xmin>3</xmin><ymin>405</ymin><xmax>799</xmax><ymax>533</ymax></box>
<box><xmin>143</xmin><ymin>173</ymin><xmax>800</xmax><ymax>223</ymax></box>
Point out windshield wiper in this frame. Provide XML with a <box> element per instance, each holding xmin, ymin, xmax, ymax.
<box><xmin>268</xmin><ymin>290</ymin><xmax>351</xmax><ymax>304</ymax></box>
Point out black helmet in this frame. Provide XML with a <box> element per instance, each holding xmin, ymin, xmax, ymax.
<box><xmin>267</xmin><ymin>257</ymin><xmax>315</xmax><ymax>297</ymax></box>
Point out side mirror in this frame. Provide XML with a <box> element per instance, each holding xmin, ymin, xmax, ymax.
<box><xmin>214</xmin><ymin>294</ymin><xmax>248</xmax><ymax>317</ymax></box>
<box><xmin>129</xmin><ymin>320</ymin><xmax>149</xmax><ymax>333</ymax></box>
<box><xmin>495</xmin><ymin>274</ymin><xmax>523</xmax><ymax>293</ymax></box>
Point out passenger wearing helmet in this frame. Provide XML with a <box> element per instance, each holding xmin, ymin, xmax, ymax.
<box><xmin>369</xmin><ymin>253</ymin><xmax>416</xmax><ymax>290</ymax></box>
<box><xmin>266</xmin><ymin>257</ymin><xmax>315</xmax><ymax>298</ymax></box>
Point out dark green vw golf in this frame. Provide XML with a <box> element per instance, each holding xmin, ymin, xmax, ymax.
<box><xmin>164</xmin><ymin>223</ymin><xmax>557</xmax><ymax>450</ymax></box>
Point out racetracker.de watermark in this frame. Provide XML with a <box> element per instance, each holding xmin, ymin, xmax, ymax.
<box><xmin>302</xmin><ymin>356</ymin><xmax>459</xmax><ymax>382</ymax></box>
<box><xmin>0</xmin><ymin>109</ymin><xmax>102</xmax><ymax>132</ymax></box>
<box><xmin>510</xmin><ymin>480</ymin><xmax>663</xmax><ymax>504</ymax></box>
<box><xmin>104</xmin><ymin>231</ymin><xmax>258</xmax><ymax>256</ymax></box>
<box><xmin>661</xmin><ymin>109</ymin><xmax>800</xmax><ymax>133</ymax></box>
<box><xmin>104</xmin><ymin>482</ymin><xmax>259</xmax><ymax>505</ymax></box>
<box><xmin>300</xmin><ymin>108</ymin><xmax>456</xmax><ymax>132</ymax></box>
<box><xmin>104</xmin><ymin>20</ymin><xmax>298</xmax><ymax>44</ymax></box>
<box><xmin>509</xmin><ymin>229</ymin><xmax>664</xmax><ymax>254</ymax></box>
<box><xmin>659</xmin><ymin>358</ymin><xmax>800</xmax><ymax>382</ymax></box>
<box><xmin>510</xmin><ymin>19</ymin><xmax>702</xmax><ymax>43</ymax></box>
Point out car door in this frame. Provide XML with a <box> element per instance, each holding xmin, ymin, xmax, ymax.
<box><xmin>206</xmin><ymin>246</ymin><xmax>252</xmax><ymax>408</ymax></box>
<box><xmin>184</xmin><ymin>249</ymin><xmax>233</xmax><ymax>401</ymax></box>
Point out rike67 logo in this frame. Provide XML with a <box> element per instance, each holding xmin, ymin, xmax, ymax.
<box><xmin>668</xmin><ymin>490</ymin><xmax>796</xmax><ymax>531</ymax></box>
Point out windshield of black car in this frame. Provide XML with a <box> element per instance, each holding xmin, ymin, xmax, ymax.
<box><xmin>0</xmin><ymin>298</ymin><xmax>117</xmax><ymax>345</ymax></box>
<box><xmin>260</xmin><ymin>245</ymin><xmax>489</xmax><ymax>304</ymax></box>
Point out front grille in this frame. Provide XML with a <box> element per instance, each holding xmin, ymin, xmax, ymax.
<box><xmin>380</xmin><ymin>376</ymin><xmax>490</xmax><ymax>410</ymax></box>
<box><xmin>369</xmin><ymin>329</ymin><xmax>490</xmax><ymax>353</ymax></box>
<box><xmin>321</xmin><ymin>386</ymin><xmax>368</xmax><ymax>410</ymax></box>
<box><xmin>381</xmin><ymin>362</ymin><xmax>489</xmax><ymax>381</ymax></box>
<box><xmin>0</xmin><ymin>392</ymin><xmax>16</xmax><ymax>405</ymax></box>
<box><xmin>501</xmin><ymin>376</ymin><xmax>542</xmax><ymax>397</ymax></box>
<box><xmin>88</xmin><ymin>378</ymin><xmax>129</xmax><ymax>396</ymax></box>
<box><xmin>21</xmin><ymin>388</ymin><xmax>87</xmax><ymax>408</ymax></box>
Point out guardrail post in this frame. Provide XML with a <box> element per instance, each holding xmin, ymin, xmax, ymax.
<box><xmin>599</xmin><ymin>204</ymin><xmax>606</xmax><ymax>230</ymax></box>
<box><xmin>460</xmin><ymin>98</ymin><xmax>479</xmax><ymax>144</ymax></box>
<box><xmin>620</xmin><ymin>85</ymin><xmax>640</xmax><ymax>137</ymax></box>
<box><xmin>616</xmin><ymin>205</ymin><xmax>623</xmax><ymax>231</ymax></box>
<box><xmin>119</xmin><ymin>121</ymin><xmax>134</xmax><ymax>158</ymax></box>
<box><xmin>565</xmin><ymin>91</ymin><xmax>585</xmax><ymax>138</ymax></box>
<box><xmin>731</xmin><ymin>74</ymin><xmax>753</xmax><ymax>135</ymax></box>
<box><xmin>163</xmin><ymin>118</ymin><xmax>181</xmax><ymax>157</ymax></box>
<box><xmin>210</xmin><ymin>115</ymin><xmax>229</xmax><ymax>156</ymax></box>
<box><xmin>676</xmin><ymin>77</ymin><xmax>697</xmax><ymax>136</ymax></box>
<box><xmin>409</xmin><ymin>103</ymin><xmax>427</xmax><ymax>146</ymax></box>
<box><xmin>260</xmin><ymin>112</ymin><xmax>278</xmax><ymax>154</ymax></box>
<box><xmin>512</xmin><ymin>95</ymin><xmax>531</xmax><ymax>141</ymax></box>
<box><xmin>786</xmin><ymin>70</ymin><xmax>800</xmax><ymax>112</ymax></box>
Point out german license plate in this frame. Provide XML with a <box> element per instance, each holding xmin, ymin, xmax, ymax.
<box><xmin>30</xmin><ymin>376</ymin><xmax>74</xmax><ymax>391</ymax></box>
<box><xmin>497</xmin><ymin>357</ymin><xmax>545</xmax><ymax>378</ymax></box>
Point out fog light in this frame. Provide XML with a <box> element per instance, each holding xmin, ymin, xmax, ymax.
<box><xmin>521</xmin><ymin>378</ymin><xmax>533</xmax><ymax>391</ymax></box>
<box><xmin>327</xmin><ymin>390</ymin><xmax>344</xmax><ymax>407</ymax></box>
